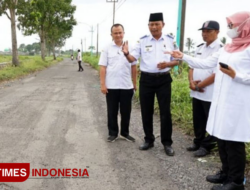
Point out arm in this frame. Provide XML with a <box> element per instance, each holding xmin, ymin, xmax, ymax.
<box><xmin>197</xmin><ymin>73</ymin><xmax>215</xmax><ymax>89</ymax></box>
<box><xmin>220</xmin><ymin>66</ymin><xmax>250</xmax><ymax>85</ymax></box>
<box><xmin>233</xmin><ymin>72</ymin><xmax>250</xmax><ymax>85</ymax></box>
<box><xmin>125</xmin><ymin>54</ymin><xmax>136</xmax><ymax>63</ymax></box>
<box><xmin>168</xmin><ymin>50</ymin><xmax>220</xmax><ymax>69</ymax></box>
<box><xmin>98</xmin><ymin>48</ymin><xmax>108</xmax><ymax>94</ymax></box>
<box><xmin>99</xmin><ymin>66</ymin><xmax>108</xmax><ymax>94</ymax></box>
<box><xmin>183</xmin><ymin>53</ymin><xmax>219</xmax><ymax>69</ymax></box>
<box><xmin>122</xmin><ymin>41</ymin><xmax>138</xmax><ymax>63</ymax></box>
<box><xmin>157</xmin><ymin>60</ymin><xmax>179</xmax><ymax>70</ymax></box>
<box><xmin>188</xmin><ymin>69</ymin><xmax>196</xmax><ymax>91</ymax></box>
<box><xmin>131</xmin><ymin>65</ymin><xmax>137</xmax><ymax>91</ymax></box>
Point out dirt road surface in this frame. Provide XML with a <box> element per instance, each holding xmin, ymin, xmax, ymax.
<box><xmin>0</xmin><ymin>59</ymin><xmax>247</xmax><ymax>190</ymax></box>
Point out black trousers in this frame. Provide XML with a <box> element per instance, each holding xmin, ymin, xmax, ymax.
<box><xmin>106</xmin><ymin>89</ymin><xmax>134</xmax><ymax>137</ymax></box>
<box><xmin>139</xmin><ymin>72</ymin><xmax>173</xmax><ymax>146</ymax></box>
<box><xmin>78</xmin><ymin>61</ymin><xmax>83</xmax><ymax>71</ymax></box>
<box><xmin>218</xmin><ymin>139</ymin><xmax>246</xmax><ymax>184</ymax></box>
<box><xmin>192</xmin><ymin>98</ymin><xmax>217</xmax><ymax>150</ymax></box>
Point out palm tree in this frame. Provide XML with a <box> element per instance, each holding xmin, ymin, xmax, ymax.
<box><xmin>185</xmin><ymin>38</ymin><xmax>195</xmax><ymax>54</ymax></box>
<box><xmin>221</xmin><ymin>37</ymin><xmax>227</xmax><ymax>45</ymax></box>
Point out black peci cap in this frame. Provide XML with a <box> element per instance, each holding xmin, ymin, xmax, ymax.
<box><xmin>198</xmin><ymin>21</ymin><xmax>220</xmax><ymax>30</ymax></box>
<box><xmin>149</xmin><ymin>13</ymin><xmax>164</xmax><ymax>22</ymax></box>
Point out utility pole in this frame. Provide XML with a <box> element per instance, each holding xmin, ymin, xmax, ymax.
<box><xmin>106</xmin><ymin>0</ymin><xmax>118</xmax><ymax>25</ymax></box>
<box><xmin>81</xmin><ymin>39</ymin><xmax>83</xmax><ymax>55</ymax></box>
<box><xmin>84</xmin><ymin>38</ymin><xmax>86</xmax><ymax>52</ymax></box>
<box><xmin>96</xmin><ymin>24</ymin><xmax>99</xmax><ymax>57</ymax></box>
<box><xmin>175</xmin><ymin>0</ymin><xmax>186</xmax><ymax>73</ymax></box>
<box><xmin>90</xmin><ymin>25</ymin><xmax>94</xmax><ymax>56</ymax></box>
<box><xmin>176</xmin><ymin>0</ymin><xmax>186</xmax><ymax>52</ymax></box>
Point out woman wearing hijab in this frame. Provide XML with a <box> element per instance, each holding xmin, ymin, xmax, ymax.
<box><xmin>169</xmin><ymin>11</ymin><xmax>250</xmax><ymax>190</ymax></box>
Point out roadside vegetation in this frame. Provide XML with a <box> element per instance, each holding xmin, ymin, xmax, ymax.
<box><xmin>0</xmin><ymin>55</ymin><xmax>62</xmax><ymax>82</ymax></box>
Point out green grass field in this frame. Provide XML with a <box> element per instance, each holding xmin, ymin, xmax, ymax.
<box><xmin>0</xmin><ymin>55</ymin><xmax>62</xmax><ymax>82</ymax></box>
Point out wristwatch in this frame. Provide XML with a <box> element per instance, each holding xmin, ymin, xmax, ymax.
<box><xmin>195</xmin><ymin>85</ymin><xmax>200</xmax><ymax>91</ymax></box>
<box><xmin>124</xmin><ymin>51</ymin><xmax>129</xmax><ymax>56</ymax></box>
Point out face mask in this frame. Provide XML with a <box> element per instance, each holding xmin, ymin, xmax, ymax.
<box><xmin>227</xmin><ymin>27</ymin><xmax>239</xmax><ymax>39</ymax></box>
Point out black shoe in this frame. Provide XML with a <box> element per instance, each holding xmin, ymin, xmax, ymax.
<box><xmin>211</xmin><ymin>182</ymin><xmax>244</xmax><ymax>190</ymax></box>
<box><xmin>107</xmin><ymin>136</ymin><xmax>118</xmax><ymax>142</ymax></box>
<box><xmin>193</xmin><ymin>147</ymin><xmax>209</xmax><ymax>157</ymax></box>
<box><xmin>120</xmin><ymin>135</ymin><xmax>135</xmax><ymax>142</ymax></box>
<box><xmin>207</xmin><ymin>170</ymin><xmax>228</xmax><ymax>184</ymax></box>
<box><xmin>139</xmin><ymin>142</ymin><xmax>154</xmax><ymax>150</ymax></box>
<box><xmin>164</xmin><ymin>146</ymin><xmax>175</xmax><ymax>156</ymax></box>
<box><xmin>186</xmin><ymin>143</ymin><xmax>200</xmax><ymax>151</ymax></box>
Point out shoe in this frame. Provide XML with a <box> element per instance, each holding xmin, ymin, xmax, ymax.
<box><xmin>186</xmin><ymin>143</ymin><xmax>200</xmax><ymax>151</ymax></box>
<box><xmin>206</xmin><ymin>170</ymin><xmax>227</xmax><ymax>184</ymax></box>
<box><xmin>139</xmin><ymin>142</ymin><xmax>154</xmax><ymax>150</ymax></box>
<box><xmin>120</xmin><ymin>135</ymin><xmax>135</xmax><ymax>142</ymax></box>
<box><xmin>193</xmin><ymin>147</ymin><xmax>209</xmax><ymax>157</ymax></box>
<box><xmin>164</xmin><ymin>146</ymin><xmax>175</xmax><ymax>156</ymax></box>
<box><xmin>107</xmin><ymin>136</ymin><xmax>118</xmax><ymax>142</ymax></box>
<box><xmin>211</xmin><ymin>182</ymin><xmax>244</xmax><ymax>190</ymax></box>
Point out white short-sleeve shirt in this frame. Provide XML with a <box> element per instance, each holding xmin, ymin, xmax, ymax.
<box><xmin>130</xmin><ymin>34</ymin><xmax>175</xmax><ymax>73</ymax></box>
<box><xmin>77</xmin><ymin>52</ymin><xmax>82</xmax><ymax>61</ymax></box>
<box><xmin>190</xmin><ymin>39</ymin><xmax>222</xmax><ymax>102</ymax></box>
<box><xmin>98</xmin><ymin>41</ymin><xmax>136</xmax><ymax>89</ymax></box>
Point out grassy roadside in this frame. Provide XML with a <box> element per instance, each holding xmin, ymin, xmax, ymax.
<box><xmin>84</xmin><ymin>54</ymin><xmax>250</xmax><ymax>173</ymax></box>
<box><xmin>0</xmin><ymin>55</ymin><xmax>12</xmax><ymax>63</ymax></box>
<box><xmin>0</xmin><ymin>56</ymin><xmax>62</xmax><ymax>83</ymax></box>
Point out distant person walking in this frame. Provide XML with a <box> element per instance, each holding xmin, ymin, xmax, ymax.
<box><xmin>77</xmin><ymin>49</ymin><xmax>83</xmax><ymax>72</ymax></box>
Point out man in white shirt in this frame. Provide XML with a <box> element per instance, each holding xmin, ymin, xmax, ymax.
<box><xmin>98</xmin><ymin>24</ymin><xmax>137</xmax><ymax>143</ymax></box>
<box><xmin>77</xmin><ymin>49</ymin><xmax>83</xmax><ymax>72</ymax></box>
<box><xmin>122</xmin><ymin>13</ymin><xmax>179</xmax><ymax>156</ymax></box>
<box><xmin>186</xmin><ymin>21</ymin><xmax>222</xmax><ymax>157</ymax></box>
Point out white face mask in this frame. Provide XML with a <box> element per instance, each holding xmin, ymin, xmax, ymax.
<box><xmin>227</xmin><ymin>27</ymin><xmax>239</xmax><ymax>39</ymax></box>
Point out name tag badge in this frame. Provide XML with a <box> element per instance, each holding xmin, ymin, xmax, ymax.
<box><xmin>144</xmin><ymin>45</ymin><xmax>153</xmax><ymax>52</ymax></box>
<box><xmin>197</xmin><ymin>52</ymin><xmax>202</xmax><ymax>55</ymax></box>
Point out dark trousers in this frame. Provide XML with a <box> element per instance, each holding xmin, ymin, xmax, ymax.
<box><xmin>106</xmin><ymin>89</ymin><xmax>134</xmax><ymax>137</ymax></box>
<box><xmin>139</xmin><ymin>72</ymin><xmax>173</xmax><ymax>146</ymax></box>
<box><xmin>192</xmin><ymin>98</ymin><xmax>217</xmax><ymax>150</ymax></box>
<box><xmin>218</xmin><ymin>139</ymin><xmax>245</xmax><ymax>184</ymax></box>
<box><xmin>78</xmin><ymin>61</ymin><xmax>83</xmax><ymax>71</ymax></box>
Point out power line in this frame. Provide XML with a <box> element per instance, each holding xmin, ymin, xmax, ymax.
<box><xmin>99</xmin><ymin>0</ymin><xmax>127</xmax><ymax>25</ymax></box>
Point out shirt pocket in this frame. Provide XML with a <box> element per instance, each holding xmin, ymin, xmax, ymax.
<box><xmin>107</xmin><ymin>53</ymin><xmax>119</xmax><ymax>67</ymax></box>
<box><xmin>162</xmin><ymin>47</ymin><xmax>171</xmax><ymax>61</ymax></box>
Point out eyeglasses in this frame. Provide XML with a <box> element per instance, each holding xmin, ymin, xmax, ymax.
<box><xmin>228</xmin><ymin>23</ymin><xmax>233</xmax><ymax>29</ymax></box>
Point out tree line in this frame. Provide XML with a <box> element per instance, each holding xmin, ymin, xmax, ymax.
<box><xmin>0</xmin><ymin>0</ymin><xmax>77</xmax><ymax>66</ymax></box>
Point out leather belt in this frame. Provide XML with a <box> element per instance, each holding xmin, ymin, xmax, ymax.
<box><xmin>141</xmin><ymin>71</ymin><xmax>170</xmax><ymax>76</ymax></box>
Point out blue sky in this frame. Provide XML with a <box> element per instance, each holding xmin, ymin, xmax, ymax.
<box><xmin>0</xmin><ymin>0</ymin><xmax>249</xmax><ymax>52</ymax></box>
